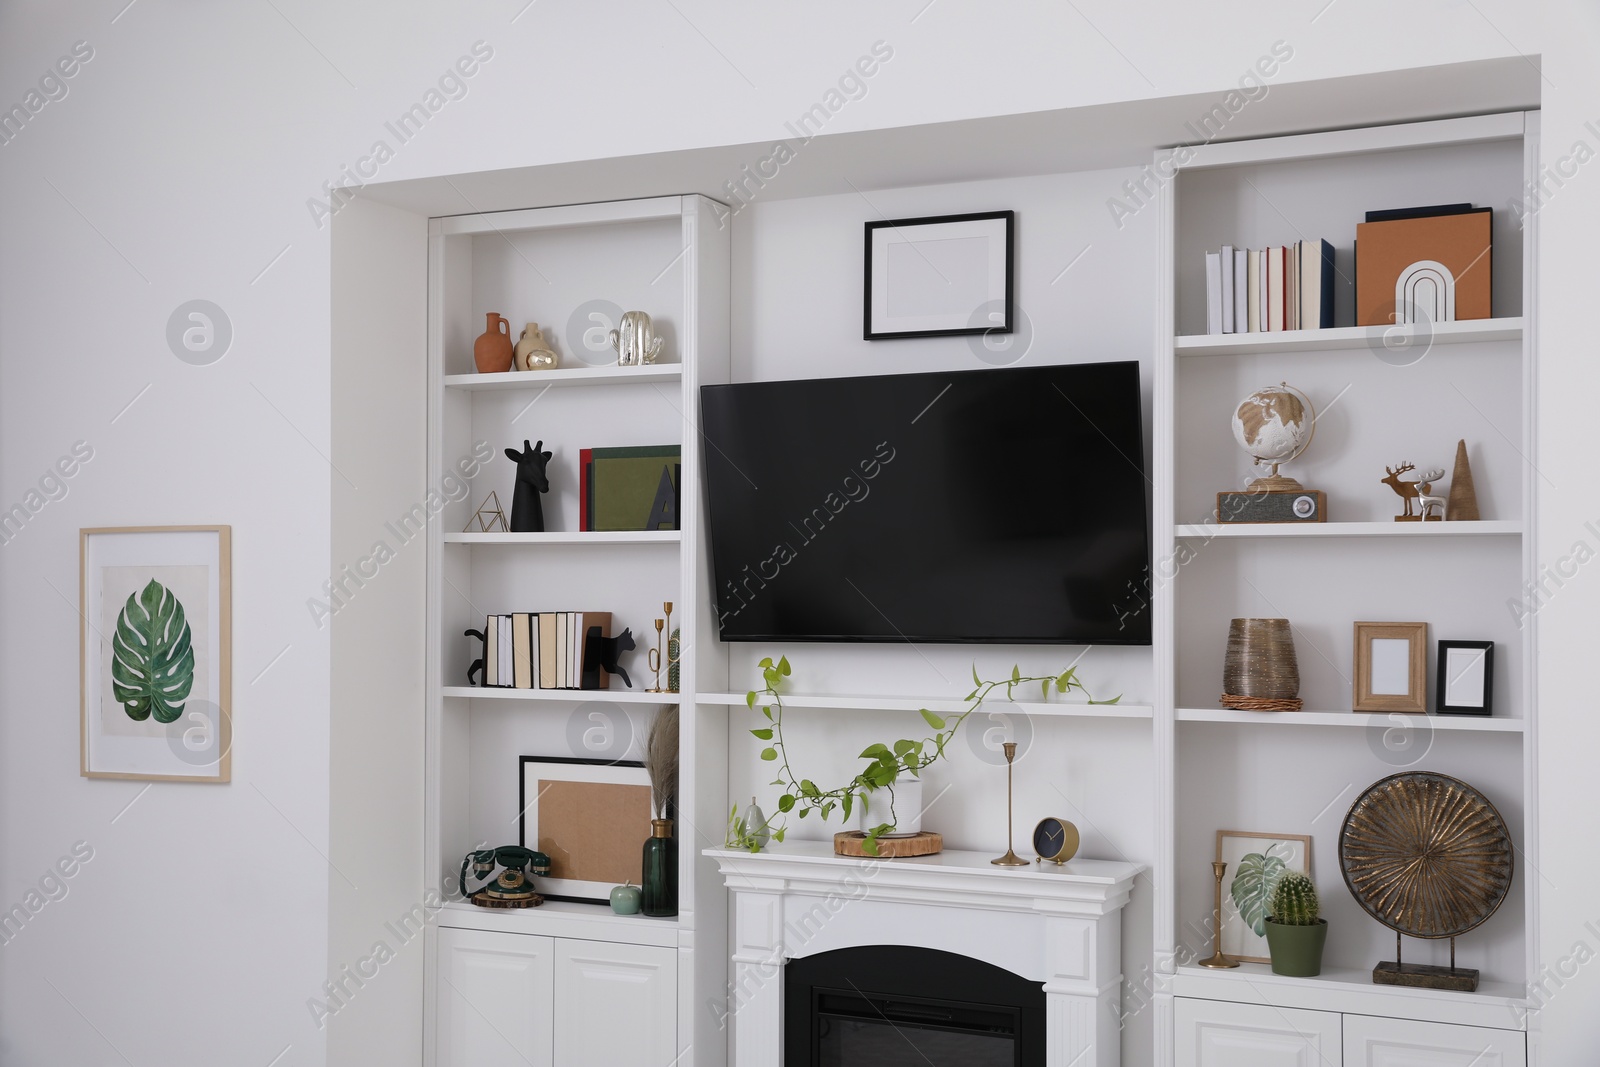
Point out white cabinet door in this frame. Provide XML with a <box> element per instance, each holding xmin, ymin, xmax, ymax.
<box><xmin>1175</xmin><ymin>998</ymin><xmax>1341</xmax><ymax>1067</ymax></box>
<box><xmin>1344</xmin><ymin>1015</ymin><xmax>1526</xmax><ymax>1067</ymax></box>
<box><xmin>554</xmin><ymin>939</ymin><xmax>677</xmax><ymax>1065</ymax></box>
<box><xmin>435</xmin><ymin>927</ymin><xmax>555</xmax><ymax>1067</ymax></box>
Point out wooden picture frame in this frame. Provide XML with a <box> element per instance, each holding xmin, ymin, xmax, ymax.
<box><xmin>519</xmin><ymin>755</ymin><xmax>652</xmax><ymax>905</ymax></box>
<box><xmin>1216</xmin><ymin>830</ymin><xmax>1313</xmax><ymax>964</ymax></box>
<box><xmin>1436</xmin><ymin>640</ymin><xmax>1494</xmax><ymax>716</ymax></box>
<box><xmin>1353</xmin><ymin>621</ymin><xmax>1428</xmax><ymax>713</ymax></box>
<box><xmin>864</xmin><ymin>210</ymin><xmax>1014</xmax><ymax>340</ymax></box>
<box><xmin>80</xmin><ymin>526</ymin><xmax>232</xmax><ymax>782</ymax></box>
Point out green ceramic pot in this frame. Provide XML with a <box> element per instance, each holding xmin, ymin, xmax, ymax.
<box><xmin>1264</xmin><ymin>918</ymin><xmax>1328</xmax><ymax>977</ymax></box>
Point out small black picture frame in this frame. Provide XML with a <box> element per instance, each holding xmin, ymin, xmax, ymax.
<box><xmin>864</xmin><ymin>210</ymin><xmax>1014</xmax><ymax>340</ymax></box>
<box><xmin>1435</xmin><ymin>640</ymin><xmax>1494</xmax><ymax>716</ymax></box>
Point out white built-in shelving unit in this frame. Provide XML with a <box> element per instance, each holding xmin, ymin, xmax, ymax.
<box><xmin>1152</xmin><ymin>111</ymin><xmax>1539</xmax><ymax>1061</ymax></box>
<box><xmin>397</xmin><ymin>106</ymin><xmax>1541</xmax><ymax>1067</ymax></box>
<box><xmin>424</xmin><ymin>194</ymin><xmax>730</xmax><ymax>1067</ymax></box>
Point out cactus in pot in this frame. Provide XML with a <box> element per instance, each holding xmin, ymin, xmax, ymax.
<box><xmin>1263</xmin><ymin>871</ymin><xmax>1328</xmax><ymax>977</ymax></box>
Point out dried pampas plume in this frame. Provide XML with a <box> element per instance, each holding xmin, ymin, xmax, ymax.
<box><xmin>645</xmin><ymin>704</ymin><xmax>680</xmax><ymax>819</ymax></box>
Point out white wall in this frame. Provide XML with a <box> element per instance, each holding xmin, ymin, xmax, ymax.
<box><xmin>1</xmin><ymin>2</ymin><xmax>1595</xmax><ymax>1066</ymax></box>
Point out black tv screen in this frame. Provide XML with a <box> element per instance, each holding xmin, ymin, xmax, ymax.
<box><xmin>699</xmin><ymin>361</ymin><xmax>1150</xmax><ymax>645</ymax></box>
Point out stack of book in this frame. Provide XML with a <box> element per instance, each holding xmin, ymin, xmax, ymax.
<box><xmin>481</xmin><ymin>611</ymin><xmax>615</xmax><ymax>690</ymax></box>
<box><xmin>1205</xmin><ymin>240</ymin><xmax>1335</xmax><ymax>334</ymax></box>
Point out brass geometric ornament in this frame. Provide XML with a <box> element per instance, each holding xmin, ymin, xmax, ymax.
<box><xmin>465</xmin><ymin>491</ymin><xmax>509</xmax><ymax>533</ymax></box>
<box><xmin>1339</xmin><ymin>771</ymin><xmax>1513</xmax><ymax>991</ymax></box>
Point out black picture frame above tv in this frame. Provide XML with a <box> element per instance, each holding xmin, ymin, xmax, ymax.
<box><xmin>699</xmin><ymin>361</ymin><xmax>1151</xmax><ymax>645</ymax></box>
<box><xmin>863</xmin><ymin>210</ymin><xmax>1014</xmax><ymax>340</ymax></box>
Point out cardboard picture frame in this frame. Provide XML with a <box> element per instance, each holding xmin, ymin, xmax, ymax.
<box><xmin>518</xmin><ymin>755</ymin><xmax>652</xmax><ymax>904</ymax></box>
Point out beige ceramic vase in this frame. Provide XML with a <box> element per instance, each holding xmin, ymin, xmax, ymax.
<box><xmin>513</xmin><ymin>323</ymin><xmax>559</xmax><ymax>370</ymax></box>
<box><xmin>473</xmin><ymin>312</ymin><xmax>514</xmax><ymax>373</ymax></box>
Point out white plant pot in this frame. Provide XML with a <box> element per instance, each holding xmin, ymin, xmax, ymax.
<box><xmin>857</xmin><ymin>777</ymin><xmax>923</xmax><ymax>837</ymax></box>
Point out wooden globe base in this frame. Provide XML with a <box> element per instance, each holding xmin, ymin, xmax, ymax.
<box><xmin>1373</xmin><ymin>960</ymin><xmax>1478</xmax><ymax>992</ymax></box>
<box><xmin>1245</xmin><ymin>473</ymin><xmax>1306</xmax><ymax>492</ymax></box>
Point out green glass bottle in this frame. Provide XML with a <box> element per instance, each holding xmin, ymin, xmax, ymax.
<box><xmin>641</xmin><ymin>818</ymin><xmax>678</xmax><ymax>917</ymax></box>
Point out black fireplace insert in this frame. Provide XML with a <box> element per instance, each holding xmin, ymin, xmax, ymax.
<box><xmin>784</xmin><ymin>945</ymin><xmax>1046</xmax><ymax>1066</ymax></box>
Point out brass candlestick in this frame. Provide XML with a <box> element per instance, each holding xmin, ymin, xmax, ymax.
<box><xmin>991</xmin><ymin>742</ymin><xmax>1029</xmax><ymax>867</ymax></box>
<box><xmin>647</xmin><ymin>615</ymin><xmax>665</xmax><ymax>692</ymax></box>
<box><xmin>1198</xmin><ymin>861</ymin><xmax>1239</xmax><ymax>968</ymax></box>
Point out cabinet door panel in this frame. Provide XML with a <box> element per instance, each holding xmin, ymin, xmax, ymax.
<box><xmin>1344</xmin><ymin>1014</ymin><xmax>1526</xmax><ymax>1067</ymax></box>
<box><xmin>1175</xmin><ymin>998</ymin><xmax>1341</xmax><ymax>1067</ymax></box>
<box><xmin>554</xmin><ymin>940</ymin><xmax>677</xmax><ymax>1064</ymax></box>
<box><xmin>435</xmin><ymin>928</ymin><xmax>555</xmax><ymax>1067</ymax></box>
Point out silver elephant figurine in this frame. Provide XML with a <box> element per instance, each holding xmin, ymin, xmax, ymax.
<box><xmin>609</xmin><ymin>311</ymin><xmax>664</xmax><ymax>366</ymax></box>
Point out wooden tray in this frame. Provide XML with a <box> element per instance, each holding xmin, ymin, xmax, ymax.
<box><xmin>833</xmin><ymin>831</ymin><xmax>942</xmax><ymax>858</ymax></box>
<box><xmin>470</xmin><ymin>891</ymin><xmax>544</xmax><ymax>908</ymax></box>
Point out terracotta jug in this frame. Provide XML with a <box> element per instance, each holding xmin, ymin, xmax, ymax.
<box><xmin>473</xmin><ymin>312</ymin><xmax>514</xmax><ymax>373</ymax></box>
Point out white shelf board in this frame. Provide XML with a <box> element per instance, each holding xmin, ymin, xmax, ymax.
<box><xmin>1174</xmin><ymin>317</ymin><xmax>1522</xmax><ymax>356</ymax></box>
<box><xmin>1175</xmin><ymin>520</ymin><xmax>1521</xmax><ymax>539</ymax></box>
<box><xmin>1173</xmin><ymin>963</ymin><xmax>1525</xmax><ymax>1031</ymax></box>
<box><xmin>433</xmin><ymin>899</ymin><xmax>679</xmax><ymax>946</ymax></box>
<box><xmin>443</xmin><ymin>364</ymin><xmax>682</xmax><ymax>390</ymax></box>
<box><xmin>1177</xmin><ymin>707</ymin><xmax>1525</xmax><ymax>733</ymax></box>
<box><xmin>696</xmin><ymin>691</ymin><xmax>1153</xmax><ymax>720</ymax></box>
<box><xmin>441</xmin><ymin>685</ymin><xmax>678</xmax><ymax>704</ymax></box>
<box><xmin>444</xmin><ymin>530</ymin><xmax>681</xmax><ymax>545</ymax></box>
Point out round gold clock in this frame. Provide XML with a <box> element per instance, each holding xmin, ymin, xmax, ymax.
<box><xmin>1032</xmin><ymin>817</ymin><xmax>1080</xmax><ymax>865</ymax></box>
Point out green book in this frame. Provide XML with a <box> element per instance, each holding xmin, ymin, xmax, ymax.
<box><xmin>586</xmin><ymin>445</ymin><xmax>681</xmax><ymax>531</ymax></box>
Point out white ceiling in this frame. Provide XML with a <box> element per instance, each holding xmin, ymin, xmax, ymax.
<box><xmin>362</xmin><ymin>56</ymin><xmax>1539</xmax><ymax>219</ymax></box>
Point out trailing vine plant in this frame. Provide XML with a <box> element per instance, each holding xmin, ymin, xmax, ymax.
<box><xmin>733</xmin><ymin>656</ymin><xmax>1117</xmax><ymax>856</ymax></box>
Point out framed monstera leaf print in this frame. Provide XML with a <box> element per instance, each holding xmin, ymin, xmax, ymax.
<box><xmin>80</xmin><ymin>527</ymin><xmax>231</xmax><ymax>782</ymax></box>
<box><xmin>1216</xmin><ymin>829</ymin><xmax>1311</xmax><ymax>963</ymax></box>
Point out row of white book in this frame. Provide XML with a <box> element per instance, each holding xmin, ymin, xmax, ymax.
<box><xmin>1205</xmin><ymin>239</ymin><xmax>1335</xmax><ymax>334</ymax></box>
<box><xmin>481</xmin><ymin>611</ymin><xmax>614</xmax><ymax>690</ymax></box>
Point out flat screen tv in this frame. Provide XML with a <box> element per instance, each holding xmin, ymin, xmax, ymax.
<box><xmin>699</xmin><ymin>361</ymin><xmax>1150</xmax><ymax>645</ymax></box>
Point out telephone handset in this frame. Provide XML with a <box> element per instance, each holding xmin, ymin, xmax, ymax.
<box><xmin>460</xmin><ymin>845</ymin><xmax>552</xmax><ymax>907</ymax></box>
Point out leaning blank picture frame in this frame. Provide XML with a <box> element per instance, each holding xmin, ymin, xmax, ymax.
<box><xmin>519</xmin><ymin>755</ymin><xmax>652</xmax><ymax>905</ymax></box>
<box><xmin>1353</xmin><ymin>621</ymin><xmax>1428</xmax><ymax>713</ymax></box>
<box><xmin>80</xmin><ymin>526</ymin><xmax>232</xmax><ymax>782</ymax></box>
<box><xmin>864</xmin><ymin>210</ymin><xmax>1014</xmax><ymax>339</ymax></box>
<box><xmin>1436</xmin><ymin>640</ymin><xmax>1494</xmax><ymax>716</ymax></box>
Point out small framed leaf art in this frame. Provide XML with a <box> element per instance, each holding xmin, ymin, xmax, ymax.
<box><xmin>1216</xmin><ymin>829</ymin><xmax>1312</xmax><ymax>964</ymax></box>
<box><xmin>80</xmin><ymin>526</ymin><xmax>231</xmax><ymax>782</ymax></box>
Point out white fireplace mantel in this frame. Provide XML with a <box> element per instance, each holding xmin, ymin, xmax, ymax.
<box><xmin>707</xmin><ymin>842</ymin><xmax>1142</xmax><ymax>1067</ymax></box>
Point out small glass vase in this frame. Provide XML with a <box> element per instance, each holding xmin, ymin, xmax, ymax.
<box><xmin>641</xmin><ymin>818</ymin><xmax>678</xmax><ymax>917</ymax></box>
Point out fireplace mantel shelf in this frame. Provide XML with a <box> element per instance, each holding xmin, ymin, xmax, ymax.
<box><xmin>706</xmin><ymin>842</ymin><xmax>1141</xmax><ymax>915</ymax></box>
<box><xmin>708</xmin><ymin>842</ymin><xmax>1142</xmax><ymax>1066</ymax></box>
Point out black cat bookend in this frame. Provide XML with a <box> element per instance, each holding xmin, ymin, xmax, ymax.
<box><xmin>588</xmin><ymin>627</ymin><xmax>637</xmax><ymax>689</ymax></box>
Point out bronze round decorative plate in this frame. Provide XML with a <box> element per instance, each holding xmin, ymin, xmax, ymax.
<box><xmin>1339</xmin><ymin>771</ymin><xmax>1513</xmax><ymax>939</ymax></box>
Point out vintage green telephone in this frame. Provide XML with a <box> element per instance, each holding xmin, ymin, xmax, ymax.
<box><xmin>460</xmin><ymin>845</ymin><xmax>552</xmax><ymax>909</ymax></box>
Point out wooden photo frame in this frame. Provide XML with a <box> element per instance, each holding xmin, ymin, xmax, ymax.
<box><xmin>80</xmin><ymin>526</ymin><xmax>232</xmax><ymax>782</ymax></box>
<box><xmin>1436</xmin><ymin>640</ymin><xmax>1494</xmax><ymax>716</ymax></box>
<box><xmin>1216</xmin><ymin>830</ymin><xmax>1313</xmax><ymax>964</ymax></box>
<box><xmin>864</xmin><ymin>210</ymin><xmax>1014</xmax><ymax>340</ymax></box>
<box><xmin>519</xmin><ymin>755</ymin><xmax>652</xmax><ymax>905</ymax></box>
<box><xmin>1353</xmin><ymin>621</ymin><xmax>1428</xmax><ymax>713</ymax></box>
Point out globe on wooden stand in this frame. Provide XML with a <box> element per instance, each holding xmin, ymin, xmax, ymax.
<box><xmin>1232</xmin><ymin>382</ymin><xmax>1317</xmax><ymax>491</ymax></box>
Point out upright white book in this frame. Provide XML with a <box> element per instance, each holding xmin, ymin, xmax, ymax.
<box><xmin>1246</xmin><ymin>250</ymin><xmax>1261</xmax><ymax>333</ymax></box>
<box><xmin>1205</xmin><ymin>251</ymin><xmax>1223</xmax><ymax>335</ymax></box>
<box><xmin>1233</xmin><ymin>249</ymin><xmax>1248</xmax><ymax>335</ymax></box>
<box><xmin>1220</xmin><ymin>245</ymin><xmax>1235</xmax><ymax>333</ymax></box>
